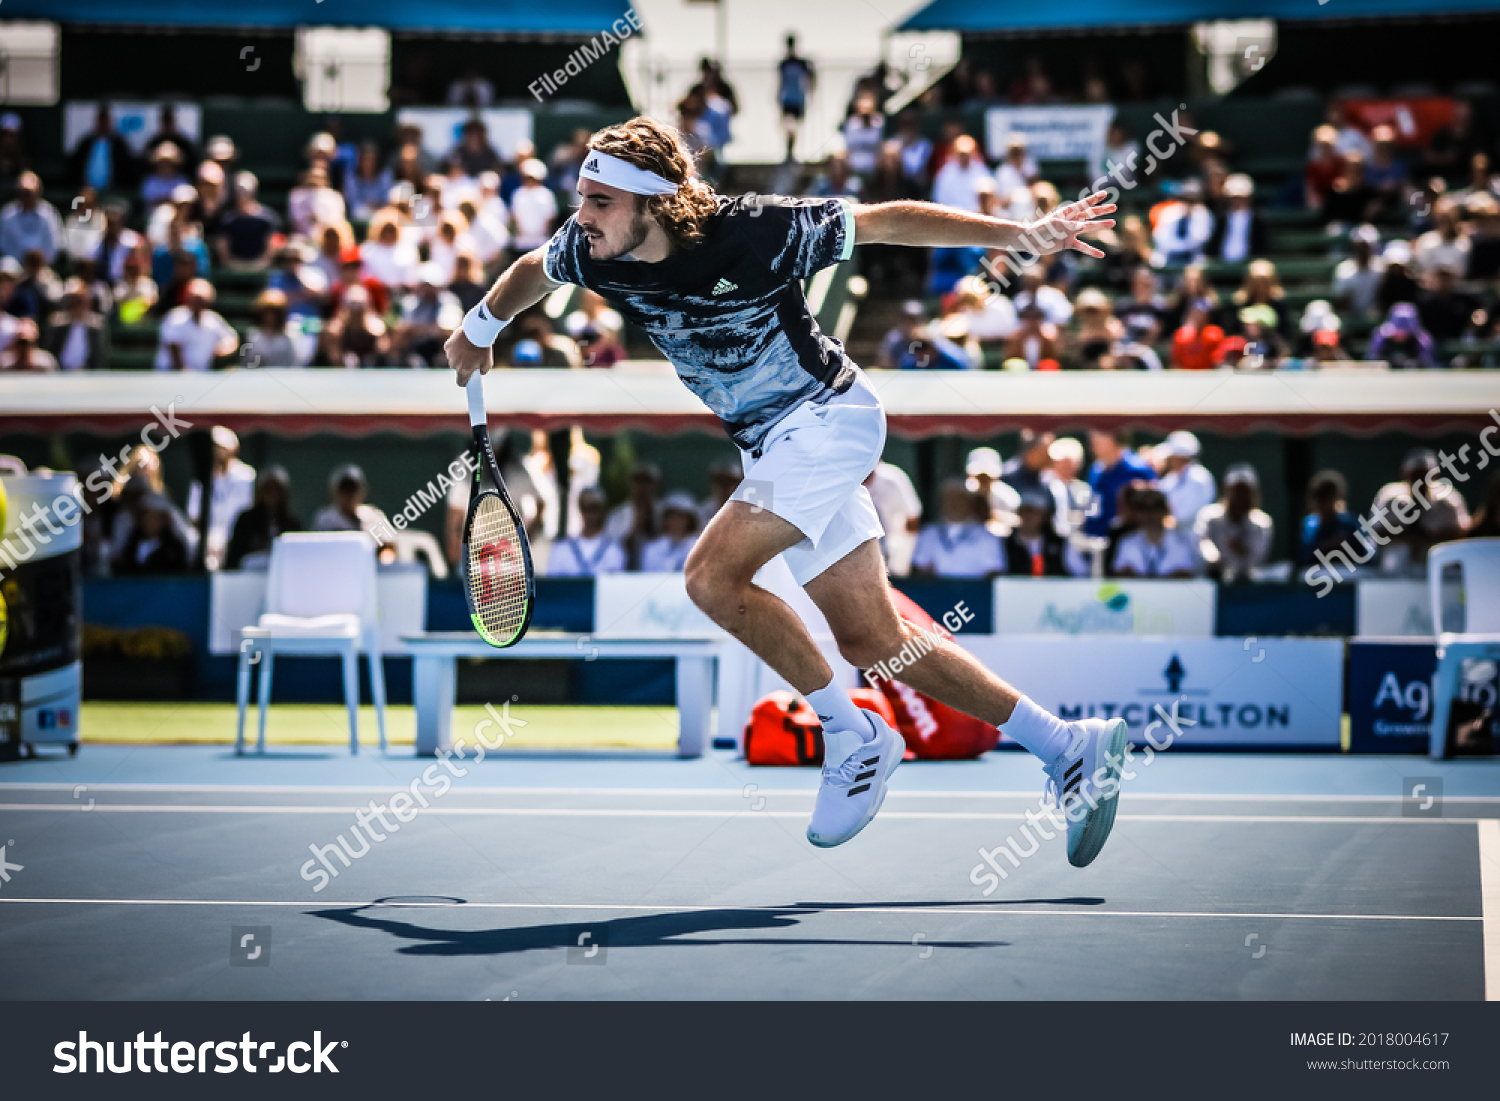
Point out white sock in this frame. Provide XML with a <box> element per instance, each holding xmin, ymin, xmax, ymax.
<box><xmin>1002</xmin><ymin>696</ymin><xmax>1076</xmax><ymax>765</ymax></box>
<box><xmin>805</xmin><ymin>679</ymin><xmax>874</xmax><ymax>764</ymax></box>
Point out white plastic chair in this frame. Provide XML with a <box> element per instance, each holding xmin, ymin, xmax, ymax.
<box><xmin>1426</xmin><ymin>538</ymin><xmax>1500</xmax><ymax>758</ymax></box>
<box><xmin>235</xmin><ymin>532</ymin><xmax>388</xmax><ymax>754</ymax></box>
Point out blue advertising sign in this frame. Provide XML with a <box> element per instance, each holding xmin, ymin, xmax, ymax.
<box><xmin>1348</xmin><ymin>638</ymin><xmax>1437</xmax><ymax>754</ymax></box>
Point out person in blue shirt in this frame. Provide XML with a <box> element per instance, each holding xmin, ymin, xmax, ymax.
<box><xmin>777</xmin><ymin>36</ymin><xmax>816</xmax><ymax>163</ymax></box>
<box><xmin>1298</xmin><ymin>469</ymin><xmax>1361</xmax><ymax>568</ymax></box>
<box><xmin>67</xmin><ymin>104</ymin><xmax>138</xmax><ymax>193</ymax></box>
<box><xmin>899</xmin><ymin>328</ymin><xmax>973</xmax><ymax>370</ymax></box>
<box><xmin>1084</xmin><ymin>427</ymin><xmax>1158</xmax><ymax>537</ymax></box>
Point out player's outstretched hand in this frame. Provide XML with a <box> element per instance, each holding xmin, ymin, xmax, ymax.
<box><xmin>1030</xmin><ymin>190</ymin><xmax>1117</xmax><ymax>259</ymax></box>
<box><xmin>445</xmin><ymin>329</ymin><xmax>493</xmax><ymax>387</ymax></box>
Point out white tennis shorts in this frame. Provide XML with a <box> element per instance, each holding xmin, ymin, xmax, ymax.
<box><xmin>732</xmin><ymin>367</ymin><xmax>887</xmax><ymax>586</ymax></box>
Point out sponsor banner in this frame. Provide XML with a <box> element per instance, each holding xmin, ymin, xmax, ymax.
<box><xmin>962</xmin><ymin>635</ymin><xmax>1343</xmax><ymax>746</ymax></box>
<box><xmin>994</xmin><ymin>578</ymin><xmax>1216</xmax><ymax>636</ymax></box>
<box><xmin>64</xmin><ymin>101</ymin><xmax>202</xmax><ymax>157</ymax></box>
<box><xmin>985</xmin><ymin>105</ymin><xmax>1113</xmax><ymax>176</ymax></box>
<box><xmin>1347</xmin><ymin>638</ymin><xmax>1435</xmax><ymax>754</ymax></box>
<box><xmin>592</xmin><ymin>572</ymin><xmax>720</xmax><ymax>639</ymax></box>
<box><xmin>1341</xmin><ymin>97</ymin><xmax>1455</xmax><ymax>148</ymax></box>
<box><xmin>396</xmin><ymin>108</ymin><xmax>533</xmax><ymax>164</ymax></box>
<box><xmin>1355</xmin><ymin>579</ymin><xmax>1432</xmax><ymax>637</ymax></box>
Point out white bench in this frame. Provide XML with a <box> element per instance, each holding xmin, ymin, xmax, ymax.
<box><xmin>403</xmin><ymin>631</ymin><xmax>727</xmax><ymax>758</ymax></box>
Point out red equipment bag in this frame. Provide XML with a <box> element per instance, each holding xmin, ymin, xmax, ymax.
<box><xmin>743</xmin><ymin>688</ymin><xmax>898</xmax><ymax>767</ymax></box>
<box><xmin>871</xmin><ymin>590</ymin><xmax>1002</xmax><ymax>760</ymax></box>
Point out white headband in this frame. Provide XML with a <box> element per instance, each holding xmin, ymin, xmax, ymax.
<box><xmin>579</xmin><ymin>149</ymin><xmax>681</xmax><ymax>196</ymax></box>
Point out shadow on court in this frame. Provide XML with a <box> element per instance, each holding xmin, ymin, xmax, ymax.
<box><xmin>308</xmin><ymin>897</ymin><xmax>1106</xmax><ymax>958</ymax></box>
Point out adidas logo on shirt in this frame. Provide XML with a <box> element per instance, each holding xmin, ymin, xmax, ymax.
<box><xmin>711</xmin><ymin>278</ymin><xmax>738</xmax><ymax>295</ymax></box>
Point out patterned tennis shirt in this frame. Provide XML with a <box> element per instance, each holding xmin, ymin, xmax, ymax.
<box><xmin>543</xmin><ymin>194</ymin><xmax>858</xmax><ymax>452</ymax></box>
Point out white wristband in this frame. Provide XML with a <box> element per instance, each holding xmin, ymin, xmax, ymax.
<box><xmin>462</xmin><ymin>300</ymin><xmax>509</xmax><ymax>347</ymax></box>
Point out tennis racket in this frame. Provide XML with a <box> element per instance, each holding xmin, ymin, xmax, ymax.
<box><xmin>462</xmin><ymin>373</ymin><xmax>535</xmax><ymax>647</ymax></box>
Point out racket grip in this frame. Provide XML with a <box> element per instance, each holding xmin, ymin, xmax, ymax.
<box><xmin>466</xmin><ymin>372</ymin><xmax>488</xmax><ymax>427</ymax></box>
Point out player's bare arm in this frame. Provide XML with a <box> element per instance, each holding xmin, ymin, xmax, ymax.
<box><xmin>851</xmin><ymin>189</ymin><xmax>1116</xmax><ymax>259</ymax></box>
<box><xmin>443</xmin><ymin>247</ymin><xmax>560</xmax><ymax>386</ymax></box>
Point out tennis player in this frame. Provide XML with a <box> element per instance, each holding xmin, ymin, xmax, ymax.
<box><xmin>445</xmin><ymin>118</ymin><xmax>1127</xmax><ymax>861</ymax></box>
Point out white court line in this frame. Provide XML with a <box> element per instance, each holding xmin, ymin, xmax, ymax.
<box><xmin>4</xmin><ymin>783</ymin><xmax>1499</xmax><ymax>803</ymax></box>
<box><xmin>0</xmin><ymin>897</ymin><xmax>1480</xmax><ymax>923</ymax></box>
<box><xmin>1480</xmin><ymin>820</ymin><xmax>1500</xmax><ymax>1001</ymax></box>
<box><xmin>0</xmin><ymin>803</ymin><xmax>1485</xmax><ymax>824</ymax></box>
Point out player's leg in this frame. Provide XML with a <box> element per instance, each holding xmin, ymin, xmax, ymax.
<box><xmin>683</xmin><ymin>500</ymin><xmax>834</xmax><ymax>693</ymax></box>
<box><xmin>803</xmin><ymin>540</ymin><xmax>1026</xmax><ymax>725</ymax></box>
<box><xmin>804</xmin><ymin>538</ymin><xmax>1130</xmax><ymax>867</ymax></box>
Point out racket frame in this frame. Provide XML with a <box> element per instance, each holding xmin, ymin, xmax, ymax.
<box><xmin>461</xmin><ymin>375</ymin><xmax>535</xmax><ymax>648</ymax></box>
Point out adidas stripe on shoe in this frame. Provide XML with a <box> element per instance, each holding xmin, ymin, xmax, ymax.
<box><xmin>806</xmin><ymin>712</ymin><xmax>905</xmax><ymax>848</ymax></box>
<box><xmin>1042</xmin><ymin>717</ymin><xmax>1128</xmax><ymax>868</ymax></box>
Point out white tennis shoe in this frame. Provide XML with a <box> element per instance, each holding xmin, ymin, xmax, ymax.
<box><xmin>806</xmin><ymin>711</ymin><xmax>905</xmax><ymax>848</ymax></box>
<box><xmin>1043</xmin><ymin>717</ymin><xmax>1129</xmax><ymax>868</ymax></box>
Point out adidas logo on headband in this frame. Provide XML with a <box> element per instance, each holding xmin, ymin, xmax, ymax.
<box><xmin>579</xmin><ymin>149</ymin><xmax>681</xmax><ymax>196</ymax></box>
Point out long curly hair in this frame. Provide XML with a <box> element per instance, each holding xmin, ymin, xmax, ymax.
<box><xmin>587</xmin><ymin>118</ymin><xmax>719</xmax><ymax>250</ymax></box>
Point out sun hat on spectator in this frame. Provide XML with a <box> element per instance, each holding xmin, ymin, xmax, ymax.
<box><xmin>1350</xmin><ymin>224</ymin><xmax>1381</xmax><ymax>247</ymax></box>
<box><xmin>1075</xmin><ymin>287</ymin><xmax>1111</xmax><ymax>311</ymax></box>
<box><xmin>1296</xmin><ymin>301</ymin><xmax>1344</xmax><ymax>331</ymax></box>
<box><xmin>416</xmin><ymin>261</ymin><xmax>446</xmax><ymax>286</ymax></box>
<box><xmin>152</xmin><ymin>142</ymin><xmax>183</xmax><ymax>164</ymax></box>
<box><xmin>254</xmin><ymin>288</ymin><xmax>289</xmax><ymax>313</ymax></box>
<box><xmin>1223</xmin><ymin>174</ymin><xmax>1254</xmax><ymax>198</ymax></box>
<box><xmin>1224</xmin><ymin>463</ymin><xmax>1259</xmax><ymax>489</ymax></box>
<box><xmin>329</xmin><ymin>464</ymin><xmax>366</xmax><ymax>494</ymax></box>
<box><xmin>1162</xmin><ymin>431</ymin><xmax>1201</xmax><ymax>460</ymax></box>
<box><xmin>170</xmin><ymin>183</ymin><xmax>197</xmax><ymax>205</ymax></box>
<box><xmin>521</xmin><ymin>159</ymin><xmax>549</xmax><ymax>182</ymax></box>
<box><xmin>207</xmin><ymin>135</ymin><xmax>236</xmax><ymax>162</ymax></box>
<box><xmin>339</xmin><ymin>246</ymin><xmax>363</xmax><ymax>267</ymax></box>
<box><xmin>1385</xmin><ymin>301</ymin><xmax>1423</xmax><ymax>333</ymax></box>
<box><xmin>662</xmin><ymin>492</ymin><xmax>699</xmax><ymax>520</ymax></box>
<box><xmin>211</xmin><ymin>426</ymin><xmax>240</xmax><ymax>452</ymax></box>
<box><xmin>1016</xmin><ymin>488</ymin><xmax>1053</xmax><ymax>513</ymax></box>
<box><xmin>1382</xmin><ymin>240</ymin><xmax>1412</xmax><ymax>266</ymax></box>
<box><xmin>966</xmin><ymin>447</ymin><xmax>1003</xmax><ymax>479</ymax></box>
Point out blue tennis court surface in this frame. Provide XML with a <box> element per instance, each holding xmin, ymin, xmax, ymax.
<box><xmin>1</xmin><ymin>746</ymin><xmax>1496</xmax><ymax>1000</ymax></box>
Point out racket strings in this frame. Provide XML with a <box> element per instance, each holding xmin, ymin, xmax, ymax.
<box><xmin>466</xmin><ymin>495</ymin><xmax>529</xmax><ymax>644</ymax></box>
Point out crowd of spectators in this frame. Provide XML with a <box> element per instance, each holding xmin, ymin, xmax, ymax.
<box><xmin>0</xmin><ymin>104</ymin><xmax>632</xmax><ymax>372</ymax></box>
<box><xmin>846</xmin><ymin>89</ymin><xmax>1500</xmax><ymax>370</ymax></box>
<box><xmin>1</xmin><ymin>80</ymin><xmax>1497</xmax><ymax>374</ymax></box>
<box><xmin>880</xmin><ymin>426</ymin><xmax>1498</xmax><ymax>582</ymax></box>
<box><xmin>9</xmin><ymin>77</ymin><xmax>1500</xmax><ymax>588</ymax></box>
